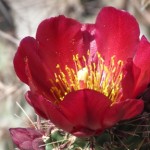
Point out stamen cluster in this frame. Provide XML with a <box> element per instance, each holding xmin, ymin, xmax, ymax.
<box><xmin>50</xmin><ymin>52</ymin><xmax>124</xmax><ymax>103</ymax></box>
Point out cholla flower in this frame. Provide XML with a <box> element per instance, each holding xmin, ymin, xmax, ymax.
<box><xmin>13</xmin><ymin>7</ymin><xmax>150</xmax><ymax>137</ymax></box>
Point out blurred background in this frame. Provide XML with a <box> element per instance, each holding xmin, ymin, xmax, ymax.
<box><xmin>0</xmin><ymin>0</ymin><xmax>150</xmax><ymax>149</ymax></box>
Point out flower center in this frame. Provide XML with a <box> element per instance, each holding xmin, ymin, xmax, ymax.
<box><xmin>50</xmin><ymin>52</ymin><xmax>124</xmax><ymax>103</ymax></box>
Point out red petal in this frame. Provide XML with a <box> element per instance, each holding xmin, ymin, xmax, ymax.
<box><xmin>25</xmin><ymin>91</ymin><xmax>49</xmax><ymax>119</ymax></box>
<box><xmin>14</xmin><ymin>37</ymin><xmax>54</xmax><ymax>99</ymax></box>
<box><xmin>13</xmin><ymin>37</ymin><xmax>33</xmax><ymax>85</ymax></box>
<box><xmin>121</xmin><ymin>59</ymin><xmax>140</xmax><ymax>99</ymax></box>
<box><xmin>134</xmin><ymin>36</ymin><xmax>150</xmax><ymax>68</ymax></box>
<box><xmin>95</xmin><ymin>7</ymin><xmax>139</xmax><ymax>63</ymax></box>
<box><xmin>60</xmin><ymin>89</ymin><xmax>111</xmax><ymax>131</ymax></box>
<box><xmin>25</xmin><ymin>91</ymin><xmax>74</xmax><ymax>132</ymax></box>
<box><xmin>102</xmin><ymin>99</ymin><xmax>143</xmax><ymax>127</ymax></box>
<box><xmin>122</xmin><ymin>37</ymin><xmax>150</xmax><ymax>98</ymax></box>
<box><xmin>102</xmin><ymin>103</ymin><xmax>125</xmax><ymax>128</ymax></box>
<box><xmin>26</xmin><ymin>90</ymin><xmax>111</xmax><ymax>137</ymax></box>
<box><xmin>121</xmin><ymin>99</ymin><xmax>144</xmax><ymax>120</ymax></box>
<box><xmin>133</xmin><ymin>36</ymin><xmax>150</xmax><ymax>96</ymax></box>
<box><xmin>36</xmin><ymin>16</ymin><xmax>85</xmax><ymax>73</ymax></box>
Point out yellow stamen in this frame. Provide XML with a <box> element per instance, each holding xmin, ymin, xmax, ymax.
<box><xmin>50</xmin><ymin>52</ymin><xmax>124</xmax><ymax>103</ymax></box>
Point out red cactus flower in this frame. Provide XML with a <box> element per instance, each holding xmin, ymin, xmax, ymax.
<box><xmin>9</xmin><ymin>128</ymin><xmax>45</xmax><ymax>150</ymax></box>
<box><xmin>13</xmin><ymin>7</ymin><xmax>150</xmax><ymax>137</ymax></box>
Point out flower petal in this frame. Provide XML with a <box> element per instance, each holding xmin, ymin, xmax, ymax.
<box><xmin>36</xmin><ymin>16</ymin><xmax>86</xmax><ymax>73</ymax></box>
<box><xmin>103</xmin><ymin>99</ymin><xmax>143</xmax><ymax>127</ymax></box>
<box><xmin>14</xmin><ymin>37</ymin><xmax>55</xmax><ymax>99</ymax></box>
<box><xmin>122</xmin><ymin>37</ymin><xmax>150</xmax><ymax>98</ymax></box>
<box><xmin>121</xmin><ymin>59</ymin><xmax>140</xmax><ymax>99</ymax></box>
<box><xmin>26</xmin><ymin>90</ymin><xmax>111</xmax><ymax>137</ymax></box>
<box><xmin>95</xmin><ymin>7</ymin><xmax>140</xmax><ymax>63</ymax></box>
<box><xmin>102</xmin><ymin>103</ymin><xmax>125</xmax><ymax>128</ymax></box>
<box><xmin>133</xmin><ymin>36</ymin><xmax>150</xmax><ymax>96</ymax></box>
<box><xmin>13</xmin><ymin>37</ymin><xmax>34</xmax><ymax>85</ymax></box>
<box><xmin>25</xmin><ymin>91</ymin><xmax>74</xmax><ymax>133</ymax></box>
<box><xmin>121</xmin><ymin>99</ymin><xmax>144</xmax><ymax>120</ymax></box>
<box><xmin>60</xmin><ymin>89</ymin><xmax>111</xmax><ymax>132</ymax></box>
